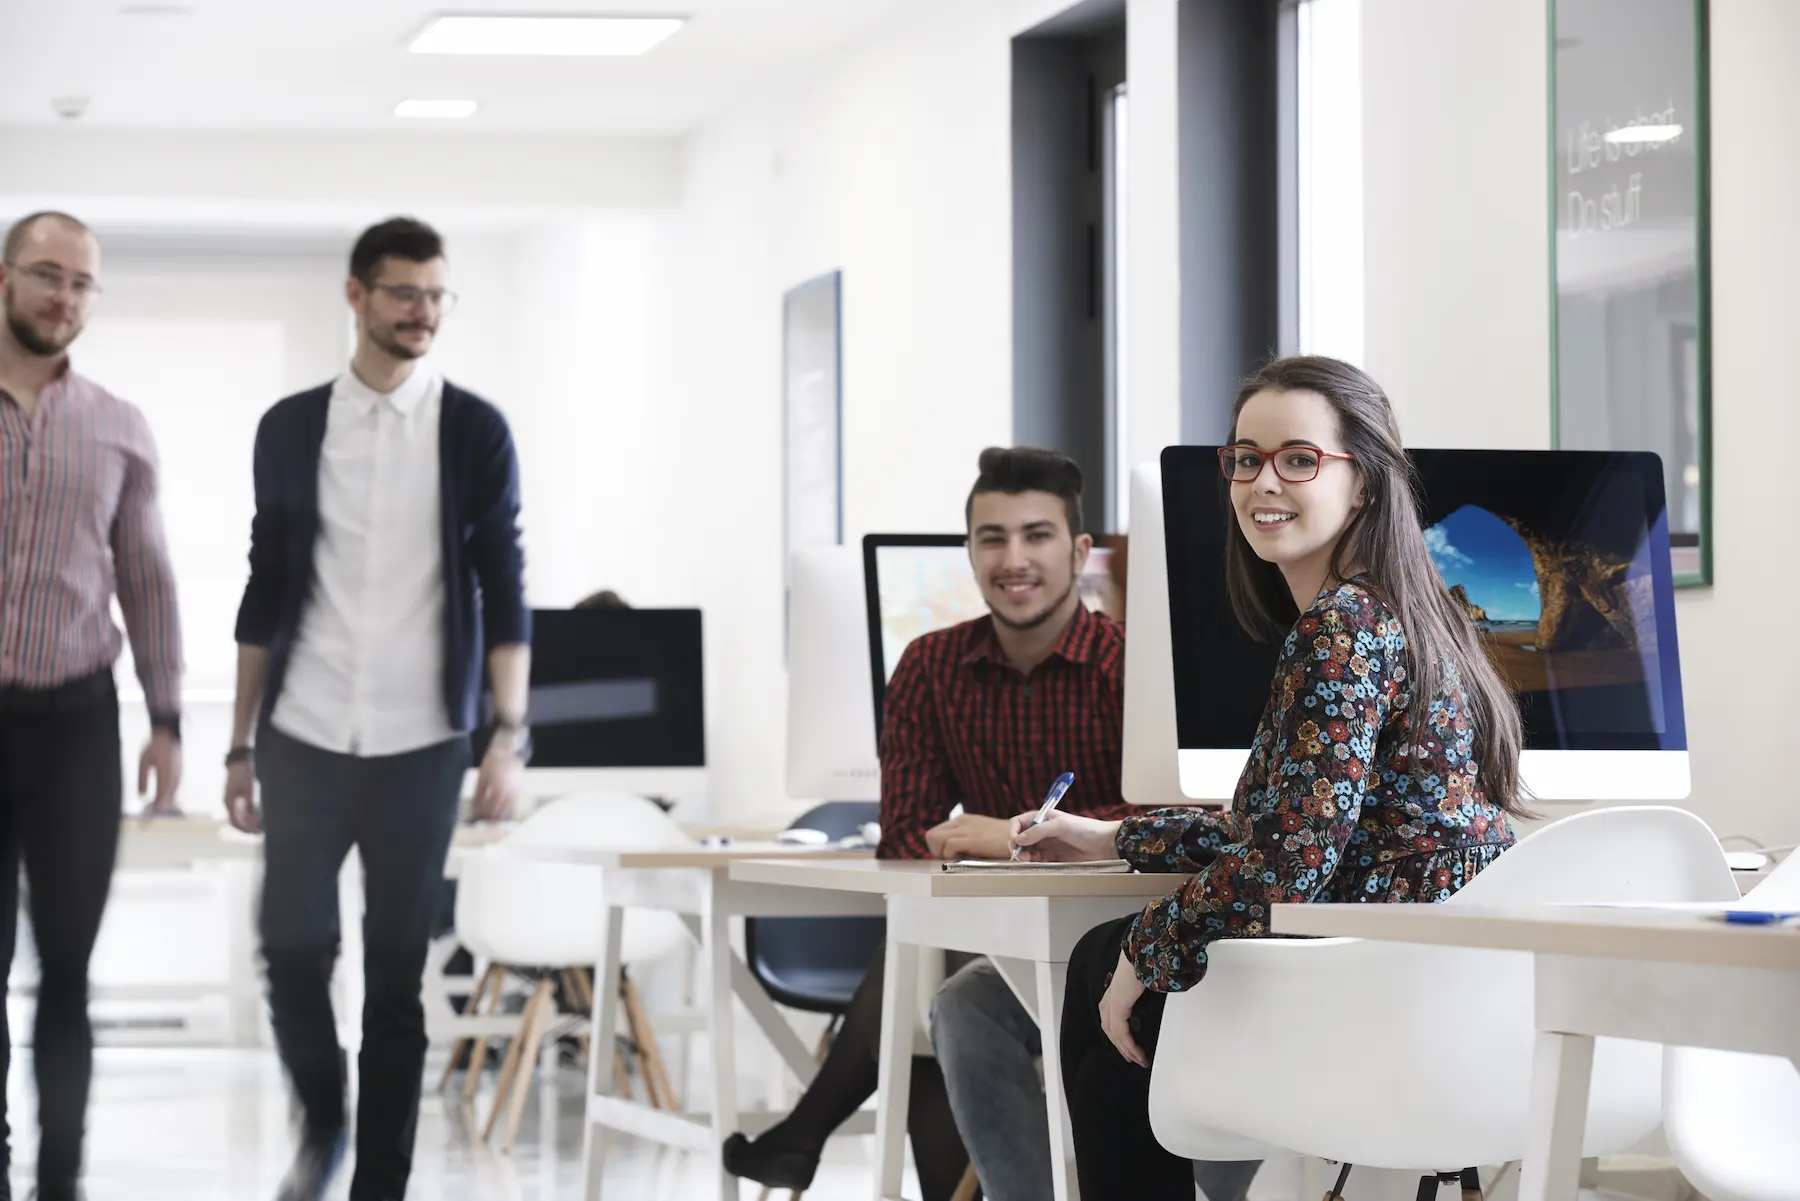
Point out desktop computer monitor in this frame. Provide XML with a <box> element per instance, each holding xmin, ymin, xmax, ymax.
<box><xmin>1160</xmin><ymin>447</ymin><xmax>1690</xmax><ymax>804</ymax></box>
<box><xmin>786</xmin><ymin>546</ymin><xmax>881</xmax><ymax>801</ymax></box>
<box><xmin>1120</xmin><ymin>462</ymin><xmax>1258</xmax><ymax>806</ymax></box>
<box><xmin>861</xmin><ymin>534</ymin><xmax>1115</xmax><ymax>733</ymax></box>
<box><xmin>475</xmin><ymin>607</ymin><xmax>707</xmax><ymax>800</ymax></box>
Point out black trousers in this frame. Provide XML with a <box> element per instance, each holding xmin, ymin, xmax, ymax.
<box><xmin>256</xmin><ymin>724</ymin><xmax>468</xmax><ymax>1201</ymax></box>
<box><xmin>0</xmin><ymin>670</ymin><xmax>124</xmax><ymax>1195</ymax></box>
<box><xmin>1060</xmin><ymin>917</ymin><xmax>1195</xmax><ymax>1201</ymax></box>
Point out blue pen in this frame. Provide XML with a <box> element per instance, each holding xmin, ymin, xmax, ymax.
<box><xmin>1716</xmin><ymin>910</ymin><xmax>1800</xmax><ymax>926</ymax></box>
<box><xmin>1011</xmin><ymin>772</ymin><xmax>1076</xmax><ymax>861</ymax></box>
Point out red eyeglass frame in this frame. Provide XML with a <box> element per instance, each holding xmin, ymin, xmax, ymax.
<box><xmin>1217</xmin><ymin>444</ymin><xmax>1356</xmax><ymax>484</ymax></box>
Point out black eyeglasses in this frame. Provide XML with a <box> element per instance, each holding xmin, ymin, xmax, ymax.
<box><xmin>1218</xmin><ymin>444</ymin><xmax>1355</xmax><ymax>484</ymax></box>
<box><xmin>370</xmin><ymin>283</ymin><xmax>458</xmax><ymax>314</ymax></box>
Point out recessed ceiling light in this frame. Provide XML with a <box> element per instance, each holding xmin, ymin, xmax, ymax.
<box><xmin>395</xmin><ymin>99</ymin><xmax>480</xmax><ymax>119</ymax></box>
<box><xmin>1603</xmin><ymin>124</ymin><xmax>1682</xmax><ymax>145</ymax></box>
<box><xmin>408</xmin><ymin>14</ymin><xmax>685</xmax><ymax>57</ymax></box>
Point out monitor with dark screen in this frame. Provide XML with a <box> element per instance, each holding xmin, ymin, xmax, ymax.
<box><xmin>475</xmin><ymin>608</ymin><xmax>706</xmax><ymax>797</ymax></box>
<box><xmin>1160</xmin><ymin>447</ymin><xmax>1688</xmax><ymax>803</ymax></box>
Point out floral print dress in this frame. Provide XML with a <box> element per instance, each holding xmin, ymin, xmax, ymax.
<box><xmin>1118</xmin><ymin>577</ymin><xmax>1515</xmax><ymax>991</ymax></box>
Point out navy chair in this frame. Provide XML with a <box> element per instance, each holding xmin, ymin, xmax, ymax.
<box><xmin>743</xmin><ymin>801</ymin><xmax>884</xmax><ymax>1014</ymax></box>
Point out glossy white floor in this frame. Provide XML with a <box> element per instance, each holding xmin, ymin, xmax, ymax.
<box><xmin>2</xmin><ymin>1047</ymin><xmax>909</xmax><ymax>1200</ymax></box>
<box><xmin>3</xmin><ymin>1048</ymin><xmax>1690</xmax><ymax>1200</ymax></box>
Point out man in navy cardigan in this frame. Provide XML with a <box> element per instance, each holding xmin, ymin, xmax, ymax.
<box><xmin>224</xmin><ymin>217</ymin><xmax>531</xmax><ymax>1201</ymax></box>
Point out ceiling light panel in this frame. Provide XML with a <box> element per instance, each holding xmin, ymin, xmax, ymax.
<box><xmin>408</xmin><ymin>15</ymin><xmax>686</xmax><ymax>57</ymax></box>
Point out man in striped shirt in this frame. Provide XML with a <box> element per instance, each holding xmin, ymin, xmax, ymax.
<box><xmin>0</xmin><ymin>211</ymin><xmax>184</xmax><ymax>1201</ymax></box>
<box><xmin>725</xmin><ymin>448</ymin><xmax>1131</xmax><ymax>1198</ymax></box>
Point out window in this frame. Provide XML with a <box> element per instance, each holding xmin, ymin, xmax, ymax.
<box><xmin>1296</xmin><ymin>0</ymin><xmax>1364</xmax><ymax>363</ymax></box>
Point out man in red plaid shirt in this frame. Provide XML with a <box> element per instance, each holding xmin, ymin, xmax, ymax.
<box><xmin>725</xmin><ymin>447</ymin><xmax>1131</xmax><ymax>1198</ymax></box>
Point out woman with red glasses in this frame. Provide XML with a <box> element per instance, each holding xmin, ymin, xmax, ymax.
<box><xmin>1010</xmin><ymin>355</ymin><xmax>1525</xmax><ymax>1200</ymax></box>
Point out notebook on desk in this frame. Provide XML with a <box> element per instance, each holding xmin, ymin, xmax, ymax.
<box><xmin>941</xmin><ymin>859</ymin><xmax>1133</xmax><ymax>874</ymax></box>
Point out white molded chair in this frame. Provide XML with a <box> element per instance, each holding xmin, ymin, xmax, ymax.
<box><xmin>1147</xmin><ymin>806</ymin><xmax>1738</xmax><ymax>1192</ymax></box>
<box><xmin>1661</xmin><ymin>850</ymin><xmax>1800</xmax><ymax>1201</ymax></box>
<box><xmin>448</xmin><ymin>793</ymin><xmax>692</xmax><ymax>1150</ymax></box>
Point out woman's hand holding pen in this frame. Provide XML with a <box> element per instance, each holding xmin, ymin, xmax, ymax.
<box><xmin>1008</xmin><ymin>812</ymin><xmax>1123</xmax><ymax>862</ymax></box>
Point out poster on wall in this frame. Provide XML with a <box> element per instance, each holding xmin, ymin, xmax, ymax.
<box><xmin>1551</xmin><ymin>0</ymin><xmax>1711</xmax><ymax>584</ymax></box>
<box><xmin>783</xmin><ymin>271</ymin><xmax>843</xmax><ymax>586</ymax></box>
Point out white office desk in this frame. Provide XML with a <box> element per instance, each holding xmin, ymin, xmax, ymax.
<box><xmin>1272</xmin><ymin>902</ymin><xmax>1800</xmax><ymax>1201</ymax></box>
<box><xmin>729</xmin><ymin>858</ymin><xmax>1189</xmax><ymax>1201</ymax></box>
<box><xmin>509</xmin><ymin>842</ymin><xmax>882</xmax><ymax>1201</ymax></box>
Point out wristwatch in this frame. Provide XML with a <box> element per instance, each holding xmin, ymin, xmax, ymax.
<box><xmin>491</xmin><ymin>719</ymin><xmax>533</xmax><ymax>765</ymax></box>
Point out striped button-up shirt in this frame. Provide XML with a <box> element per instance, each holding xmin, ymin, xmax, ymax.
<box><xmin>0</xmin><ymin>364</ymin><xmax>182</xmax><ymax>715</ymax></box>
<box><xmin>876</xmin><ymin>602</ymin><xmax>1132</xmax><ymax>859</ymax></box>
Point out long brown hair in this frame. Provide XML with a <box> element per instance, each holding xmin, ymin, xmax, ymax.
<box><xmin>1223</xmin><ymin>355</ymin><xmax>1527</xmax><ymax>815</ymax></box>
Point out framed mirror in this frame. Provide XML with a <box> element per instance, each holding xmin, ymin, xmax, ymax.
<box><xmin>1550</xmin><ymin>0</ymin><xmax>1711</xmax><ymax>585</ymax></box>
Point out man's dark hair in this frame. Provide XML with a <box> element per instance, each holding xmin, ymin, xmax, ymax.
<box><xmin>964</xmin><ymin>446</ymin><xmax>1085</xmax><ymax>537</ymax></box>
<box><xmin>4</xmin><ymin>211</ymin><xmax>90</xmax><ymax>264</ymax></box>
<box><xmin>349</xmin><ymin>217</ymin><xmax>445</xmax><ymax>284</ymax></box>
<box><xmin>574</xmin><ymin>589</ymin><xmax>631</xmax><ymax>610</ymax></box>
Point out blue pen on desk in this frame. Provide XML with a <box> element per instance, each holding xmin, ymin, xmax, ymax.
<box><xmin>1010</xmin><ymin>772</ymin><xmax>1075</xmax><ymax>861</ymax></box>
<box><xmin>1714</xmin><ymin>910</ymin><xmax>1800</xmax><ymax>926</ymax></box>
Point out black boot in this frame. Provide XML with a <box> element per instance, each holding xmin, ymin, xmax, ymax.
<box><xmin>721</xmin><ymin>1132</ymin><xmax>819</xmax><ymax>1190</ymax></box>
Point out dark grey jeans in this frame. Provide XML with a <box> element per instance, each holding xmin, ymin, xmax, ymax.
<box><xmin>931</xmin><ymin>957</ymin><xmax>1261</xmax><ymax>1201</ymax></box>
<box><xmin>256</xmin><ymin>724</ymin><xmax>468</xmax><ymax>1201</ymax></box>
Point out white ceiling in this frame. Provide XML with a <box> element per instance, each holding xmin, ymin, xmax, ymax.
<box><xmin>0</xmin><ymin>0</ymin><xmax>920</xmax><ymax>134</ymax></box>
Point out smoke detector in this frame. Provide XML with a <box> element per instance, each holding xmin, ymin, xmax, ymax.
<box><xmin>51</xmin><ymin>95</ymin><xmax>90</xmax><ymax>121</ymax></box>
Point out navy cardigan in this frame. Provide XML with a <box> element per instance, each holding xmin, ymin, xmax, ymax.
<box><xmin>233</xmin><ymin>379</ymin><xmax>530</xmax><ymax>734</ymax></box>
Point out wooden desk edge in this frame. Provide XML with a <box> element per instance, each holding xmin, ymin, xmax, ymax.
<box><xmin>729</xmin><ymin>857</ymin><xmax>1191</xmax><ymax>898</ymax></box>
<box><xmin>509</xmin><ymin>845</ymin><xmax>877</xmax><ymax>869</ymax></box>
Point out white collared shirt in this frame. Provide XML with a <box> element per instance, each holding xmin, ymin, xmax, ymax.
<box><xmin>271</xmin><ymin>366</ymin><xmax>454</xmax><ymax>757</ymax></box>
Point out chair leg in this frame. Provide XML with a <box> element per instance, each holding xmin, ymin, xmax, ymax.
<box><xmin>461</xmin><ymin>964</ymin><xmax>508</xmax><ymax>1104</ymax></box>
<box><xmin>622</xmin><ymin>974</ymin><xmax>680</xmax><ymax>1112</ymax></box>
<box><xmin>483</xmin><ymin>997</ymin><xmax>529</xmax><ymax>1137</ymax></box>
<box><xmin>561</xmin><ymin>967</ymin><xmax>593</xmax><ymax>1062</ymax></box>
<box><xmin>950</xmin><ymin>1164</ymin><xmax>981</xmax><ymax>1201</ymax></box>
<box><xmin>438</xmin><ymin>962</ymin><xmax>502</xmax><ymax>1091</ymax></box>
<box><xmin>620</xmin><ymin>975</ymin><xmax>664</xmax><ymax>1110</ymax></box>
<box><xmin>483</xmin><ymin>975</ymin><xmax>544</xmax><ymax>1140</ymax></box>
<box><xmin>488</xmin><ymin>978</ymin><xmax>555</xmax><ymax>1148</ymax></box>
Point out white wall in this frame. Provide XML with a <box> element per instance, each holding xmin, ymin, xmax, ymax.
<box><xmin>430</xmin><ymin>215</ymin><xmax>679</xmax><ymax>611</ymax></box>
<box><xmin>1358</xmin><ymin>0</ymin><xmax>1800</xmax><ymax>848</ymax></box>
<box><xmin>1360</xmin><ymin>0</ymin><xmax>1551</xmax><ymax>451</ymax></box>
<box><xmin>1672</xmin><ymin>0</ymin><xmax>1800</xmax><ymax>849</ymax></box>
